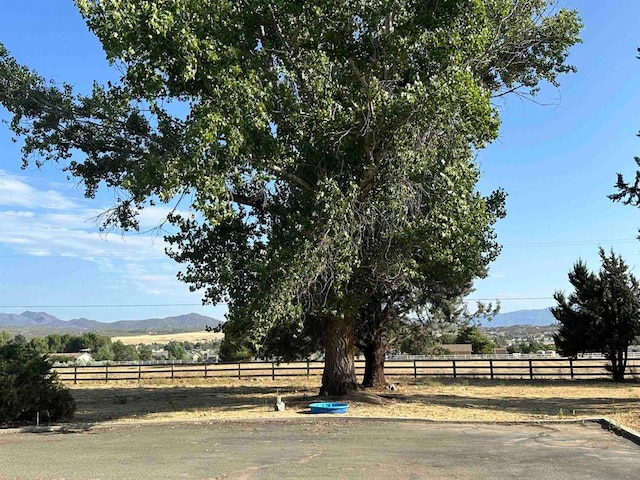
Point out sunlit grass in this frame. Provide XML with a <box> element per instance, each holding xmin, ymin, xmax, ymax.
<box><xmin>66</xmin><ymin>376</ymin><xmax>640</xmax><ymax>432</ymax></box>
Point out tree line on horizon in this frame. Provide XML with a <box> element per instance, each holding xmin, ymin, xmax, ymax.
<box><xmin>0</xmin><ymin>331</ymin><xmax>220</xmax><ymax>363</ymax></box>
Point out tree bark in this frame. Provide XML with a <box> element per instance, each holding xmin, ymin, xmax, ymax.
<box><xmin>611</xmin><ymin>348</ymin><xmax>627</xmax><ymax>383</ymax></box>
<box><xmin>321</xmin><ymin>315</ymin><xmax>358</xmax><ymax>396</ymax></box>
<box><xmin>361</xmin><ymin>331</ymin><xmax>387</xmax><ymax>388</ymax></box>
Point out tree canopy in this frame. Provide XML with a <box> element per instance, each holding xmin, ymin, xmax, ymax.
<box><xmin>552</xmin><ymin>249</ymin><xmax>640</xmax><ymax>382</ymax></box>
<box><xmin>0</xmin><ymin>0</ymin><xmax>581</xmax><ymax>394</ymax></box>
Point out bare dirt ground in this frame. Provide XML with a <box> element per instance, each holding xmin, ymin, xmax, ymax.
<box><xmin>66</xmin><ymin>376</ymin><xmax>640</xmax><ymax>432</ymax></box>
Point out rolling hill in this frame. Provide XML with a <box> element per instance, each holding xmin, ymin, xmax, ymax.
<box><xmin>0</xmin><ymin>307</ymin><xmax>556</xmax><ymax>337</ymax></box>
<box><xmin>0</xmin><ymin>311</ymin><xmax>223</xmax><ymax>336</ymax></box>
<box><xmin>481</xmin><ymin>308</ymin><xmax>556</xmax><ymax>327</ymax></box>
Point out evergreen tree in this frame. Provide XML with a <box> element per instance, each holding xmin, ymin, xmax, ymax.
<box><xmin>455</xmin><ymin>326</ymin><xmax>495</xmax><ymax>354</ymax></box>
<box><xmin>0</xmin><ymin>339</ymin><xmax>75</xmax><ymax>425</ymax></box>
<box><xmin>552</xmin><ymin>249</ymin><xmax>640</xmax><ymax>382</ymax></box>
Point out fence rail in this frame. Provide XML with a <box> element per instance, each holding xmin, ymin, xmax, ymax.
<box><xmin>52</xmin><ymin>357</ymin><xmax>640</xmax><ymax>383</ymax></box>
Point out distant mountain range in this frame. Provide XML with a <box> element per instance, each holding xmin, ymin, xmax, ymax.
<box><xmin>481</xmin><ymin>308</ymin><xmax>556</xmax><ymax>327</ymax></box>
<box><xmin>0</xmin><ymin>311</ymin><xmax>223</xmax><ymax>336</ymax></box>
<box><xmin>0</xmin><ymin>307</ymin><xmax>555</xmax><ymax>337</ymax></box>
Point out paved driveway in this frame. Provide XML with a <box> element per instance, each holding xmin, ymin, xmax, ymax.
<box><xmin>0</xmin><ymin>419</ymin><xmax>638</xmax><ymax>479</ymax></box>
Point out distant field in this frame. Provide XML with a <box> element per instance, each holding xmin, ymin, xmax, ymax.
<box><xmin>112</xmin><ymin>331</ymin><xmax>224</xmax><ymax>345</ymax></box>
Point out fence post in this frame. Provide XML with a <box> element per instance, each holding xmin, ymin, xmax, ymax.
<box><xmin>529</xmin><ymin>359</ymin><xmax>533</xmax><ymax>380</ymax></box>
<box><xmin>272</xmin><ymin>362</ymin><xmax>275</xmax><ymax>381</ymax></box>
<box><xmin>105</xmin><ymin>364</ymin><xmax>109</xmax><ymax>383</ymax></box>
<box><xmin>452</xmin><ymin>360</ymin><xmax>457</xmax><ymax>379</ymax></box>
<box><xmin>490</xmin><ymin>360</ymin><xmax>494</xmax><ymax>380</ymax></box>
<box><xmin>307</xmin><ymin>360</ymin><xmax>310</xmax><ymax>378</ymax></box>
<box><xmin>74</xmin><ymin>365</ymin><xmax>77</xmax><ymax>384</ymax></box>
<box><xmin>413</xmin><ymin>360</ymin><xmax>417</xmax><ymax>379</ymax></box>
<box><xmin>569</xmin><ymin>358</ymin><xmax>574</xmax><ymax>379</ymax></box>
<box><xmin>204</xmin><ymin>363</ymin><xmax>208</xmax><ymax>379</ymax></box>
<box><xmin>238</xmin><ymin>363</ymin><xmax>241</xmax><ymax>379</ymax></box>
<box><xmin>138</xmin><ymin>364</ymin><xmax>142</xmax><ymax>382</ymax></box>
<box><xmin>171</xmin><ymin>364</ymin><xmax>174</xmax><ymax>380</ymax></box>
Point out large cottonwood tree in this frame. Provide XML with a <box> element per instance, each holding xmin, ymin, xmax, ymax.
<box><xmin>0</xmin><ymin>0</ymin><xmax>580</xmax><ymax>394</ymax></box>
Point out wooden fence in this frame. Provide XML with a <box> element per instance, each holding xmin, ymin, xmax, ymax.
<box><xmin>53</xmin><ymin>357</ymin><xmax>640</xmax><ymax>383</ymax></box>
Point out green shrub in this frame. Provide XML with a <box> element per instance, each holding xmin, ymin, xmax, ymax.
<box><xmin>0</xmin><ymin>341</ymin><xmax>76</xmax><ymax>425</ymax></box>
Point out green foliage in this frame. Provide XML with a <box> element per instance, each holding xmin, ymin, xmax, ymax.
<box><xmin>79</xmin><ymin>332</ymin><xmax>112</xmax><ymax>354</ymax></box>
<box><xmin>391</xmin><ymin>295</ymin><xmax>499</xmax><ymax>356</ymax></box>
<box><xmin>112</xmin><ymin>340</ymin><xmax>139</xmax><ymax>361</ymax></box>
<box><xmin>455</xmin><ymin>326</ymin><xmax>496</xmax><ymax>354</ymax></box>
<box><xmin>165</xmin><ymin>340</ymin><xmax>187</xmax><ymax>360</ymax></box>
<box><xmin>552</xmin><ymin>249</ymin><xmax>640</xmax><ymax>382</ymax></box>
<box><xmin>439</xmin><ymin>333</ymin><xmax>457</xmax><ymax>346</ymax></box>
<box><xmin>610</xmin><ymin>49</ymin><xmax>640</xmax><ymax>210</ymax></box>
<box><xmin>0</xmin><ymin>340</ymin><xmax>75</xmax><ymax>425</ymax></box>
<box><xmin>137</xmin><ymin>344</ymin><xmax>153</xmax><ymax>361</ymax></box>
<box><xmin>395</xmin><ymin>320</ymin><xmax>445</xmax><ymax>356</ymax></box>
<box><xmin>60</xmin><ymin>334</ymin><xmax>82</xmax><ymax>353</ymax></box>
<box><xmin>29</xmin><ymin>337</ymin><xmax>50</xmax><ymax>355</ymax></box>
<box><xmin>94</xmin><ymin>344</ymin><xmax>114</xmax><ymax>362</ymax></box>
<box><xmin>507</xmin><ymin>340</ymin><xmax>550</xmax><ymax>354</ymax></box>
<box><xmin>46</xmin><ymin>334</ymin><xmax>63</xmax><ymax>353</ymax></box>
<box><xmin>0</xmin><ymin>1</ymin><xmax>581</xmax><ymax>393</ymax></box>
<box><xmin>218</xmin><ymin>336</ymin><xmax>255</xmax><ymax>363</ymax></box>
<box><xmin>0</xmin><ymin>331</ymin><xmax>11</xmax><ymax>347</ymax></box>
<box><xmin>30</xmin><ymin>332</ymin><xmax>116</xmax><ymax>360</ymax></box>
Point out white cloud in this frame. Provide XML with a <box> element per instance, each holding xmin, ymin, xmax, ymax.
<box><xmin>123</xmin><ymin>264</ymin><xmax>183</xmax><ymax>296</ymax></box>
<box><xmin>0</xmin><ymin>171</ymin><xmax>79</xmax><ymax>210</ymax></box>
<box><xmin>0</xmin><ymin>170</ymin><xmax>190</xmax><ymax>298</ymax></box>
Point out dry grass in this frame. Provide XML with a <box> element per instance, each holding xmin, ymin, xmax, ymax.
<box><xmin>66</xmin><ymin>376</ymin><xmax>640</xmax><ymax>432</ymax></box>
<box><xmin>112</xmin><ymin>332</ymin><xmax>223</xmax><ymax>345</ymax></box>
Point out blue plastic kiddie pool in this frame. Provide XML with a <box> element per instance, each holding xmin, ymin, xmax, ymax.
<box><xmin>309</xmin><ymin>402</ymin><xmax>349</xmax><ymax>414</ymax></box>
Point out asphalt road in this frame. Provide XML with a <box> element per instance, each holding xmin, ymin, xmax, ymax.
<box><xmin>0</xmin><ymin>419</ymin><xmax>638</xmax><ymax>480</ymax></box>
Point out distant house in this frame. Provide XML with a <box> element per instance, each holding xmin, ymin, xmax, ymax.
<box><xmin>441</xmin><ymin>344</ymin><xmax>473</xmax><ymax>355</ymax></box>
<box><xmin>48</xmin><ymin>352</ymin><xmax>94</xmax><ymax>365</ymax></box>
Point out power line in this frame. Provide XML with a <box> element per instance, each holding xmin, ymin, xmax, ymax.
<box><xmin>466</xmin><ymin>297</ymin><xmax>553</xmax><ymax>301</ymax></box>
<box><xmin>0</xmin><ymin>238</ymin><xmax>637</xmax><ymax>259</ymax></box>
<box><xmin>0</xmin><ymin>303</ymin><xmax>202</xmax><ymax>309</ymax></box>
<box><xmin>0</xmin><ymin>298</ymin><xmax>554</xmax><ymax>309</ymax></box>
<box><xmin>502</xmin><ymin>239</ymin><xmax>638</xmax><ymax>248</ymax></box>
<box><xmin>0</xmin><ymin>253</ymin><xmax>166</xmax><ymax>258</ymax></box>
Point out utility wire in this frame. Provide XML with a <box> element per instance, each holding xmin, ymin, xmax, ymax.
<box><xmin>0</xmin><ymin>238</ymin><xmax>636</xmax><ymax>258</ymax></box>
<box><xmin>0</xmin><ymin>298</ymin><xmax>554</xmax><ymax>309</ymax></box>
<box><xmin>0</xmin><ymin>303</ymin><xmax>202</xmax><ymax>308</ymax></box>
<box><xmin>467</xmin><ymin>297</ymin><xmax>553</xmax><ymax>301</ymax></box>
<box><xmin>502</xmin><ymin>239</ymin><xmax>638</xmax><ymax>248</ymax></box>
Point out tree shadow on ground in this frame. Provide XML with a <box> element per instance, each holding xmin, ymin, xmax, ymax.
<box><xmin>391</xmin><ymin>392</ymin><xmax>639</xmax><ymax>417</ymax></box>
<box><xmin>384</xmin><ymin>378</ymin><xmax>640</xmax><ymax>418</ymax></box>
<box><xmin>70</xmin><ymin>383</ymin><xmax>320</xmax><ymax>424</ymax></box>
<box><xmin>65</xmin><ymin>377</ymin><xmax>640</xmax><ymax>425</ymax></box>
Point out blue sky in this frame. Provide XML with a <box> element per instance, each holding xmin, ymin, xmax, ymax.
<box><xmin>1</xmin><ymin>1</ymin><xmax>639</xmax><ymax>322</ymax></box>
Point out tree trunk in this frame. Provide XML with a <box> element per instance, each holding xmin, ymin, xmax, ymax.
<box><xmin>361</xmin><ymin>331</ymin><xmax>387</xmax><ymax>388</ymax></box>
<box><xmin>609</xmin><ymin>348</ymin><xmax>626</xmax><ymax>382</ymax></box>
<box><xmin>321</xmin><ymin>315</ymin><xmax>358</xmax><ymax>396</ymax></box>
